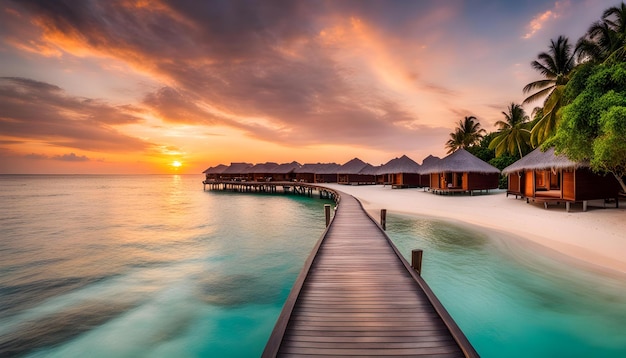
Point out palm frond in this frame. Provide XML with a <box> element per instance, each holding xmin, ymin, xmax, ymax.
<box><xmin>522</xmin><ymin>86</ymin><xmax>554</xmax><ymax>105</ymax></box>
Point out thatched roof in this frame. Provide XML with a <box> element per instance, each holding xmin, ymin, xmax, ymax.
<box><xmin>502</xmin><ymin>147</ymin><xmax>586</xmax><ymax>175</ymax></box>
<box><xmin>221</xmin><ymin>162</ymin><xmax>253</xmax><ymax>174</ymax></box>
<box><xmin>203</xmin><ymin>164</ymin><xmax>228</xmax><ymax>174</ymax></box>
<box><xmin>421</xmin><ymin>155</ymin><xmax>440</xmax><ymax>167</ymax></box>
<box><xmin>271</xmin><ymin>161</ymin><xmax>301</xmax><ymax>174</ymax></box>
<box><xmin>337</xmin><ymin>158</ymin><xmax>369</xmax><ymax>174</ymax></box>
<box><xmin>359</xmin><ymin>164</ymin><xmax>381</xmax><ymax>175</ymax></box>
<box><xmin>418</xmin><ymin>155</ymin><xmax>441</xmax><ymax>174</ymax></box>
<box><xmin>378</xmin><ymin>155</ymin><xmax>421</xmax><ymax>174</ymax></box>
<box><xmin>421</xmin><ymin>149</ymin><xmax>500</xmax><ymax>174</ymax></box>
<box><xmin>296</xmin><ymin>163</ymin><xmax>341</xmax><ymax>174</ymax></box>
<box><xmin>248</xmin><ymin>162</ymin><xmax>279</xmax><ymax>173</ymax></box>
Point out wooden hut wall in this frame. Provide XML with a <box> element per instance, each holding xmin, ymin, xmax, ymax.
<box><xmin>574</xmin><ymin>168</ymin><xmax>621</xmax><ymax>200</ymax></box>
<box><xmin>315</xmin><ymin>174</ymin><xmax>338</xmax><ymax>183</ymax></box>
<box><xmin>508</xmin><ymin>173</ymin><xmax>522</xmax><ymax>195</ymax></box>
<box><xmin>467</xmin><ymin>173</ymin><xmax>499</xmax><ymax>190</ymax></box>
<box><xmin>419</xmin><ymin>174</ymin><xmax>431</xmax><ymax>188</ymax></box>
<box><xmin>352</xmin><ymin>174</ymin><xmax>375</xmax><ymax>185</ymax></box>
<box><xmin>392</xmin><ymin>174</ymin><xmax>401</xmax><ymax>185</ymax></box>
<box><xmin>252</xmin><ymin>173</ymin><xmax>267</xmax><ymax>181</ymax></box>
<box><xmin>430</xmin><ymin>173</ymin><xmax>441</xmax><ymax>189</ymax></box>
<box><xmin>562</xmin><ymin>170</ymin><xmax>575</xmax><ymax>200</ymax></box>
<box><xmin>273</xmin><ymin>172</ymin><xmax>296</xmax><ymax>182</ymax></box>
<box><xmin>399</xmin><ymin>173</ymin><xmax>421</xmax><ymax>187</ymax></box>
<box><xmin>295</xmin><ymin>173</ymin><xmax>315</xmax><ymax>183</ymax></box>
<box><xmin>222</xmin><ymin>173</ymin><xmax>249</xmax><ymax>181</ymax></box>
<box><xmin>524</xmin><ymin>171</ymin><xmax>534</xmax><ymax>197</ymax></box>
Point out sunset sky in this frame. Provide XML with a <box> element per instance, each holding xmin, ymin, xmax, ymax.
<box><xmin>0</xmin><ymin>0</ymin><xmax>613</xmax><ymax>174</ymax></box>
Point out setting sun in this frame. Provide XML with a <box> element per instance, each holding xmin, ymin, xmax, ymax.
<box><xmin>171</xmin><ymin>161</ymin><xmax>182</xmax><ymax>168</ymax></box>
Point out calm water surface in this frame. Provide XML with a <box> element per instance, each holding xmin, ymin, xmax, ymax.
<box><xmin>385</xmin><ymin>214</ymin><xmax>626</xmax><ymax>358</ymax></box>
<box><xmin>1</xmin><ymin>175</ymin><xmax>625</xmax><ymax>357</ymax></box>
<box><xmin>0</xmin><ymin>175</ymin><xmax>332</xmax><ymax>357</ymax></box>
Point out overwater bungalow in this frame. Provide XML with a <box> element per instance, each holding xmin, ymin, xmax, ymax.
<box><xmin>418</xmin><ymin>155</ymin><xmax>440</xmax><ymax>188</ymax></box>
<box><xmin>337</xmin><ymin>158</ymin><xmax>377</xmax><ymax>185</ymax></box>
<box><xmin>270</xmin><ymin>161</ymin><xmax>301</xmax><ymax>182</ymax></box>
<box><xmin>248</xmin><ymin>162</ymin><xmax>279</xmax><ymax>182</ymax></box>
<box><xmin>220</xmin><ymin>162</ymin><xmax>253</xmax><ymax>181</ymax></box>
<box><xmin>502</xmin><ymin>147</ymin><xmax>621</xmax><ymax>211</ymax></box>
<box><xmin>358</xmin><ymin>164</ymin><xmax>381</xmax><ymax>185</ymax></box>
<box><xmin>314</xmin><ymin>163</ymin><xmax>341</xmax><ymax>183</ymax></box>
<box><xmin>422</xmin><ymin>149</ymin><xmax>500</xmax><ymax>195</ymax></box>
<box><xmin>295</xmin><ymin>163</ymin><xmax>341</xmax><ymax>183</ymax></box>
<box><xmin>378</xmin><ymin>155</ymin><xmax>422</xmax><ymax>188</ymax></box>
<box><xmin>202</xmin><ymin>164</ymin><xmax>228</xmax><ymax>181</ymax></box>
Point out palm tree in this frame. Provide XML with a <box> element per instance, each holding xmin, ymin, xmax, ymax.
<box><xmin>523</xmin><ymin>35</ymin><xmax>575</xmax><ymax>145</ymax></box>
<box><xmin>576</xmin><ymin>3</ymin><xmax>626</xmax><ymax>63</ymax></box>
<box><xmin>445</xmin><ymin>116</ymin><xmax>485</xmax><ymax>153</ymax></box>
<box><xmin>489</xmin><ymin>103</ymin><xmax>531</xmax><ymax>159</ymax></box>
<box><xmin>445</xmin><ymin>130</ymin><xmax>464</xmax><ymax>154</ymax></box>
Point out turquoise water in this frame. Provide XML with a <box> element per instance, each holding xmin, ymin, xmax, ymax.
<box><xmin>0</xmin><ymin>175</ymin><xmax>332</xmax><ymax>357</ymax></box>
<box><xmin>2</xmin><ymin>175</ymin><xmax>626</xmax><ymax>357</ymax></box>
<box><xmin>384</xmin><ymin>213</ymin><xmax>626</xmax><ymax>358</ymax></box>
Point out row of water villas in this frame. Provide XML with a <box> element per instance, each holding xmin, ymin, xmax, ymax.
<box><xmin>203</xmin><ymin>149</ymin><xmax>501</xmax><ymax>194</ymax></box>
<box><xmin>204</xmin><ymin>147</ymin><xmax>622</xmax><ymax>211</ymax></box>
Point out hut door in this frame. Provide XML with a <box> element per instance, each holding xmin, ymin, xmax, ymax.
<box><xmin>550</xmin><ymin>171</ymin><xmax>560</xmax><ymax>190</ymax></box>
<box><xmin>456</xmin><ymin>173</ymin><xmax>463</xmax><ymax>188</ymax></box>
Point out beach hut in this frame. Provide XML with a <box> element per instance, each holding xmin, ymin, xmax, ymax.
<box><xmin>202</xmin><ymin>164</ymin><xmax>228</xmax><ymax>181</ymax></box>
<box><xmin>378</xmin><ymin>155</ymin><xmax>422</xmax><ymax>188</ymax></box>
<box><xmin>358</xmin><ymin>164</ymin><xmax>380</xmax><ymax>185</ymax></box>
<box><xmin>422</xmin><ymin>149</ymin><xmax>500</xmax><ymax>194</ymax></box>
<box><xmin>248</xmin><ymin>162</ymin><xmax>279</xmax><ymax>182</ymax></box>
<box><xmin>418</xmin><ymin>155</ymin><xmax>440</xmax><ymax>188</ymax></box>
<box><xmin>270</xmin><ymin>161</ymin><xmax>301</xmax><ymax>182</ymax></box>
<box><xmin>337</xmin><ymin>158</ymin><xmax>376</xmax><ymax>185</ymax></box>
<box><xmin>220</xmin><ymin>162</ymin><xmax>253</xmax><ymax>181</ymax></box>
<box><xmin>295</xmin><ymin>163</ymin><xmax>341</xmax><ymax>183</ymax></box>
<box><xmin>502</xmin><ymin>147</ymin><xmax>621</xmax><ymax>211</ymax></box>
<box><xmin>314</xmin><ymin>163</ymin><xmax>341</xmax><ymax>183</ymax></box>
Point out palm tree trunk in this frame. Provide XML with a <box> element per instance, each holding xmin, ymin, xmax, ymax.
<box><xmin>613</xmin><ymin>173</ymin><xmax>626</xmax><ymax>194</ymax></box>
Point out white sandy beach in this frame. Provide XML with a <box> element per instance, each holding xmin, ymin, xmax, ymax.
<box><xmin>323</xmin><ymin>184</ymin><xmax>626</xmax><ymax>276</ymax></box>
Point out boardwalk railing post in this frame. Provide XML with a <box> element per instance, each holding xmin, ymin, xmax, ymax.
<box><xmin>380</xmin><ymin>209</ymin><xmax>387</xmax><ymax>230</ymax></box>
<box><xmin>411</xmin><ymin>249</ymin><xmax>423</xmax><ymax>275</ymax></box>
<box><xmin>324</xmin><ymin>204</ymin><xmax>331</xmax><ymax>227</ymax></box>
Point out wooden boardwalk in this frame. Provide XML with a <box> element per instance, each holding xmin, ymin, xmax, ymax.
<box><xmin>263</xmin><ymin>191</ymin><xmax>478</xmax><ymax>357</ymax></box>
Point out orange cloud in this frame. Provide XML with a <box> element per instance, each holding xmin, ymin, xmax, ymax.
<box><xmin>523</xmin><ymin>1</ymin><xmax>571</xmax><ymax>39</ymax></box>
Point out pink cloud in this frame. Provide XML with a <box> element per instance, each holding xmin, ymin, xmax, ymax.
<box><xmin>523</xmin><ymin>1</ymin><xmax>571</xmax><ymax>39</ymax></box>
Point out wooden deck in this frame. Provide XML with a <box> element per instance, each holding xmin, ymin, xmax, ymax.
<box><xmin>263</xmin><ymin>191</ymin><xmax>478</xmax><ymax>357</ymax></box>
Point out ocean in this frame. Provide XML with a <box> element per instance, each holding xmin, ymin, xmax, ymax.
<box><xmin>1</xmin><ymin>175</ymin><xmax>625</xmax><ymax>357</ymax></box>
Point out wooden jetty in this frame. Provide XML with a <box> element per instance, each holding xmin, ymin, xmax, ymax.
<box><xmin>204</xmin><ymin>181</ymin><xmax>477</xmax><ymax>357</ymax></box>
<box><xmin>202</xmin><ymin>180</ymin><xmax>337</xmax><ymax>200</ymax></box>
<box><xmin>262</xmin><ymin>191</ymin><xmax>477</xmax><ymax>357</ymax></box>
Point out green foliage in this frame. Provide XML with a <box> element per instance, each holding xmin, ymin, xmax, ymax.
<box><xmin>575</xmin><ymin>3</ymin><xmax>626</xmax><ymax>64</ymax></box>
<box><xmin>466</xmin><ymin>146</ymin><xmax>494</xmax><ymax>163</ymax></box>
<box><xmin>549</xmin><ymin>61</ymin><xmax>626</xmax><ymax>189</ymax></box>
<box><xmin>467</xmin><ymin>132</ymin><xmax>496</xmax><ymax>163</ymax></box>
<box><xmin>489</xmin><ymin>155</ymin><xmax>518</xmax><ymax>171</ymax></box>
<box><xmin>489</xmin><ymin>155</ymin><xmax>518</xmax><ymax>189</ymax></box>
<box><xmin>489</xmin><ymin>103</ymin><xmax>532</xmax><ymax>158</ymax></box>
<box><xmin>593</xmin><ymin>106</ymin><xmax>626</xmax><ymax>175</ymax></box>
<box><xmin>445</xmin><ymin>116</ymin><xmax>486</xmax><ymax>153</ymax></box>
<box><xmin>523</xmin><ymin>36</ymin><xmax>576</xmax><ymax>144</ymax></box>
